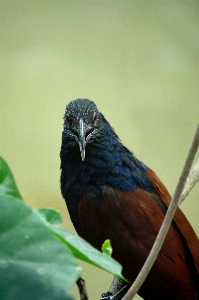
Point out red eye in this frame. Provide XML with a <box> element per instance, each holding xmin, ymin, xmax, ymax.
<box><xmin>66</xmin><ymin>116</ymin><xmax>71</xmax><ymax>125</ymax></box>
<box><xmin>94</xmin><ymin>115</ymin><xmax>98</xmax><ymax>122</ymax></box>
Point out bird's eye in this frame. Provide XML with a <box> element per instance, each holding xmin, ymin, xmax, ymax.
<box><xmin>93</xmin><ymin>114</ymin><xmax>98</xmax><ymax>123</ymax></box>
<box><xmin>66</xmin><ymin>116</ymin><xmax>72</xmax><ymax>125</ymax></box>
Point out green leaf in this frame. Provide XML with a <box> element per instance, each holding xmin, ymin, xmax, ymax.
<box><xmin>0</xmin><ymin>195</ymin><xmax>80</xmax><ymax>300</ymax></box>
<box><xmin>102</xmin><ymin>239</ymin><xmax>113</xmax><ymax>256</ymax></box>
<box><xmin>0</xmin><ymin>157</ymin><xmax>22</xmax><ymax>200</ymax></box>
<box><xmin>50</xmin><ymin>226</ymin><xmax>129</xmax><ymax>283</ymax></box>
<box><xmin>39</xmin><ymin>209</ymin><xmax>128</xmax><ymax>281</ymax></box>
<box><xmin>0</xmin><ymin>156</ymin><xmax>129</xmax><ymax>300</ymax></box>
<box><xmin>38</xmin><ymin>207</ymin><xmax>63</xmax><ymax>225</ymax></box>
<box><xmin>0</xmin><ymin>158</ymin><xmax>80</xmax><ymax>300</ymax></box>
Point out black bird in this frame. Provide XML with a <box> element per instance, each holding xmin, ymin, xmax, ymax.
<box><xmin>60</xmin><ymin>98</ymin><xmax>199</xmax><ymax>299</ymax></box>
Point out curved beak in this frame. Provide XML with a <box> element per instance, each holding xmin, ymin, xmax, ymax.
<box><xmin>78</xmin><ymin>118</ymin><xmax>86</xmax><ymax>161</ymax></box>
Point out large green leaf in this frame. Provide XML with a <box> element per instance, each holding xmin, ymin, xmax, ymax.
<box><xmin>37</xmin><ymin>191</ymin><xmax>128</xmax><ymax>283</ymax></box>
<box><xmin>0</xmin><ymin>157</ymin><xmax>80</xmax><ymax>300</ymax></box>
<box><xmin>38</xmin><ymin>199</ymin><xmax>128</xmax><ymax>282</ymax></box>
<box><xmin>0</xmin><ymin>156</ymin><xmax>128</xmax><ymax>300</ymax></box>
<box><xmin>50</xmin><ymin>226</ymin><xmax>128</xmax><ymax>283</ymax></box>
<box><xmin>0</xmin><ymin>195</ymin><xmax>80</xmax><ymax>300</ymax></box>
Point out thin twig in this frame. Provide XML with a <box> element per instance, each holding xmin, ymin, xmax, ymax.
<box><xmin>122</xmin><ymin>124</ymin><xmax>199</xmax><ymax>300</ymax></box>
<box><xmin>178</xmin><ymin>158</ymin><xmax>199</xmax><ymax>205</ymax></box>
<box><xmin>76</xmin><ymin>277</ymin><xmax>89</xmax><ymax>300</ymax></box>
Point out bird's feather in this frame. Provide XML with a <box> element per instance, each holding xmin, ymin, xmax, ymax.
<box><xmin>76</xmin><ymin>186</ymin><xmax>198</xmax><ymax>299</ymax></box>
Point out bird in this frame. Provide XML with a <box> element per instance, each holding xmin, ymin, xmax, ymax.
<box><xmin>60</xmin><ymin>98</ymin><xmax>199</xmax><ymax>300</ymax></box>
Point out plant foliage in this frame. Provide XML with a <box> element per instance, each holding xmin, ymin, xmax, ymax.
<box><xmin>0</xmin><ymin>157</ymin><xmax>126</xmax><ymax>300</ymax></box>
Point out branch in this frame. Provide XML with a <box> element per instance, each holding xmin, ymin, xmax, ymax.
<box><xmin>122</xmin><ymin>124</ymin><xmax>199</xmax><ymax>300</ymax></box>
<box><xmin>178</xmin><ymin>158</ymin><xmax>199</xmax><ymax>205</ymax></box>
<box><xmin>76</xmin><ymin>277</ymin><xmax>89</xmax><ymax>300</ymax></box>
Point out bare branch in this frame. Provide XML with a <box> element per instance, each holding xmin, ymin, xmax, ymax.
<box><xmin>122</xmin><ymin>124</ymin><xmax>199</xmax><ymax>300</ymax></box>
<box><xmin>178</xmin><ymin>158</ymin><xmax>199</xmax><ymax>205</ymax></box>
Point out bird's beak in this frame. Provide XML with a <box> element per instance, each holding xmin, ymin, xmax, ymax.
<box><xmin>78</xmin><ymin>118</ymin><xmax>86</xmax><ymax>161</ymax></box>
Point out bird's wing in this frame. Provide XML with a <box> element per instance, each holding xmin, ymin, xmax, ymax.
<box><xmin>147</xmin><ymin>167</ymin><xmax>199</xmax><ymax>274</ymax></box>
<box><xmin>77</xmin><ymin>186</ymin><xmax>195</xmax><ymax>291</ymax></box>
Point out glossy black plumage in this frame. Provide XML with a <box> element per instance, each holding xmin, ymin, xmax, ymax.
<box><xmin>60</xmin><ymin>98</ymin><xmax>199</xmax><ymax>299</ymax></box>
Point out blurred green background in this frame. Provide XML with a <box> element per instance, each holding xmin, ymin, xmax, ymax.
<box><xmin>1</xmin><ymin>1</ymin><xmax>199</xmax><ymax>299</ymax></box>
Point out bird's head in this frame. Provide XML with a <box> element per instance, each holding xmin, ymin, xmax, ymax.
<box><xmin>62</xmin><ymin>98</ymin><xmax>104</xmax><ymax>161</ymax></box>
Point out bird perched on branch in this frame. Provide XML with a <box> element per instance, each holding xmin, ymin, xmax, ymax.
<box><xmin>60</xmin><ymin>98</ymin><xmax>199</xmax><ymax>299</ymax></box>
